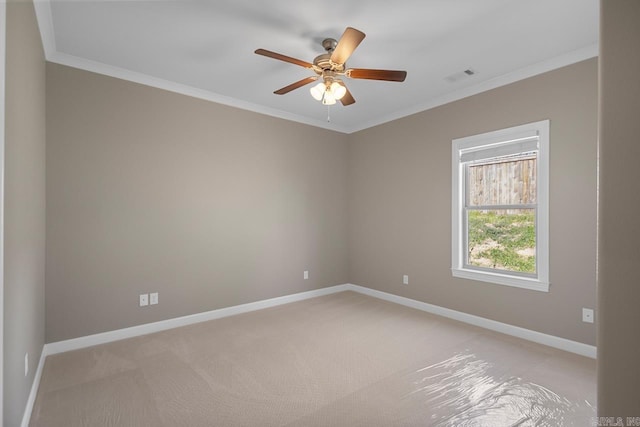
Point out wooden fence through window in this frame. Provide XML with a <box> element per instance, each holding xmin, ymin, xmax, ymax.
<box><xmin>467</xmin><ymin>155</ymin><xmax>537</xmax><ymax>207</ymax></box>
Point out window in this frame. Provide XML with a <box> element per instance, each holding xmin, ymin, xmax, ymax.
<box><xmin>451</xmin><ymin>120</ymin><xmax>549</xmax><ymax>292</ymax></box>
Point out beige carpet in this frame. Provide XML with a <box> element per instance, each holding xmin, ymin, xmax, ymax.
<box><xmin>30</xmin><ymin>291</ymin><xmax>596</xmax><ymax>426</ymax></box>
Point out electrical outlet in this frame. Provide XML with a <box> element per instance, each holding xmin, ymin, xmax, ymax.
<box><xmin>25</xmin><ymin>353</ymin><xmax>29</xmax><ymax>377</ymax></box>
<box><xmin>139</xmin><ymin>293</ymin><xmax>149</xmax><ymax>307</ymax></box>
<box><xmin>150</xmin><ymin>292</ymin><xmax>159</xmax><ymax>305</ymax></box>
<box><xmin>582</xmin><ymin>308</ymin><xmax>594</xmax><ymax>323</ymax></box>
<box><xmin>304</xmin><ymin>270</ymin><xmax>309</xmax><ymax>280</ymax></box>
<box><xmin>403</xmin><ymin>275</ymin><xmax>409</xmax><ymax>285</ymax></box>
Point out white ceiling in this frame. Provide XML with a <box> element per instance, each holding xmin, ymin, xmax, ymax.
<box><xmin>34</xmin><ymin>0</ymin><xmax>599</xmax><ymax>134</ymax></box>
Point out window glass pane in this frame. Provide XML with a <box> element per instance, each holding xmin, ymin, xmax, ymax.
<box><xmin>467</xmin><ymin>209</ymin><xmax>536</xmax><ymax>274</ymax></box>
<box><xmin>467</xmin><ymin>153</ymin><xmax>537</xmax><ymax>206</ymax></box>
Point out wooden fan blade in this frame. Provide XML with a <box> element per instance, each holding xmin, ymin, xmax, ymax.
<box><xmin>255</xmin><ymin>48</ymin><xmax>313</xmax><ymax>69</ymax></box>
<box><xmin>347</xmin><ymin>68</ymin><xmax>407</xmax><ymax>82</ymax></box>
<box><xmin>340</xmin><ymin>87</ymin><xmax>356</xmax><ymax>106</ymax></box>
<box><xmin>330</xmin><ymin>27</ymin><xmax>366</xmax><ymax>65</ymax></box>
<box><xmin>274</xmin><ymin>76</ymin><xmax>318</xmax><ymax>95</ymax></box>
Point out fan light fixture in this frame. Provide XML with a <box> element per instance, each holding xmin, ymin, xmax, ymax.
<box><xmin>255</xmin><ymin>27</ymin><xmax>408</xmax><ymax>108</ymax></box>
<box><xmin>310</xmin><ymin>80</ymin><xmax>347</xmax><ymax>105</ymax></box>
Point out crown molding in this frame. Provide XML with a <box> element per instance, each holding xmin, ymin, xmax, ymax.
<box><xmin>49</xmin><ymin>50</ymin><xmax>353</xmax><ymax>133</ymax></box>
<box><xmin>350</xmin><ymin>43</ymin><xmax>599</xmax><ymax>133</ymax></box>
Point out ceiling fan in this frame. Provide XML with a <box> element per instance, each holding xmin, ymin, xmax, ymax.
<box><xmin>255</xmin><ymin>27</ymin><xmax>407</xmax><ymax>106</ymax></box>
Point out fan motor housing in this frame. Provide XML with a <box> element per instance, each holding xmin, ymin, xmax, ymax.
<box><xmin>313</xmin><ymin>53</ymin><xmax>333</xmax><ymax>71</ymax></box>
<box><xmin>313</xmin><ymin>38</ymin><xmax>345</xmax><ymax>73</ymax></box>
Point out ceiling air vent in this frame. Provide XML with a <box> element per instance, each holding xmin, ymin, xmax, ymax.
<box><xmin>445</xmin><ymin>68</ymin><xmax>476</xmax><ymax>83</ymax></box>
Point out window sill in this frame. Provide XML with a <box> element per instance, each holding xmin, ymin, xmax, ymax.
<box><xmin>451</xmin><ymin>268</ymin><xmax>549</xmax><ymax>292</ymax></box>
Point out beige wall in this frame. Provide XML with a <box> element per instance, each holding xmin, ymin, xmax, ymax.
<box><xmin>598</xmin><ymin>0</ymin><xmax>640</xmax><ymax>417</ymax></box>
<box><xmin>46</xmin><ymin>59</ymin><xmax>598</xmax><ymax>347</ymax></box>
<box><xmin>46</xmin><ymin>64</ymin><xmax>349</xmax><ymax>342</ymax></box>
<box><xmin>349</xmin><ymin>59</ymin><xmax>598</xmax><ymax>345</ymax></box>
<box><xmin>3</xmin><ymin>1</ymin><xmax>47</xmax><ymax>425</ymax></box>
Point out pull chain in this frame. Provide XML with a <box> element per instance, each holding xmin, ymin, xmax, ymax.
<box><xmin>327</xmin><ymin>105</ymin><xmax>331</xmax><ymax>122</ymax></box>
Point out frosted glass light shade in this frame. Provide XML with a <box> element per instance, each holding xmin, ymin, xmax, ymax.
<box><xmin>310</xmin><ymin>82</ymin><xmax>325</xmax><ymax>101</ymax></box>
<box><xmin>331</xmin><ymin>82</ymin><xmax>347</xmax><ymax>100</ymax></box>
<box><xmin>322</xmin><ymin>91</ymin><xmax>336</xmax><ymax>105</ymax></box>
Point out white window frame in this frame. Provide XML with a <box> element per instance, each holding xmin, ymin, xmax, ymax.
<box><xmin>451</xmin><ymin>120</ymin><xmax>550</xmax><ymax>292</ymax></box>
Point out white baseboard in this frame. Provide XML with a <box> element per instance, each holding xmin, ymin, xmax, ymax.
<box><xmin>43</xmin><ymin>283</ymin><xmax>597</xmax><ymax>359</ymax></box>
<box><xmin>45</xmin><ymin>284</ymin><xmax>350</xmax><ymax>356</ymax></box>
<box><xmin>23</xmin><ymin>282</ymin><xmax>596</xmax><ymax>426</ymax></box>
<box><xmin>20</xmin><ymin>347</ymin><xmax>47</xmax><ymax>427</ymax></box>
<box><xmin>346</xmin><ymin>284</ymin><xmax>597</xmax><ymax>359</ymax></box>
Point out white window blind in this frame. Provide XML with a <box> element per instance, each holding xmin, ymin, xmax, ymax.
<box><xmin>460</xmin><ymin>135</ymin><xmax>539</xmax><ymax>163</ymax></box>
